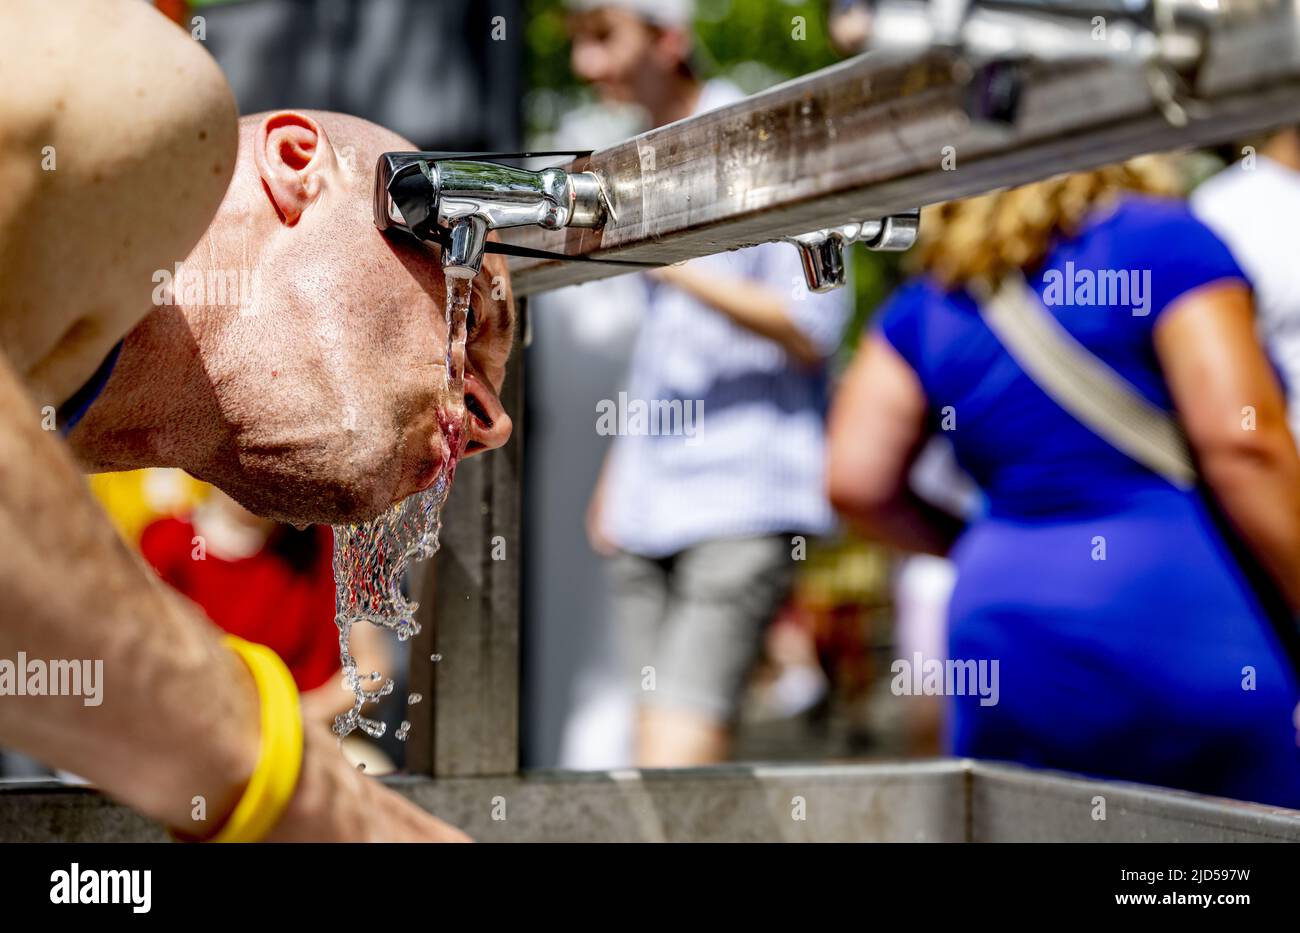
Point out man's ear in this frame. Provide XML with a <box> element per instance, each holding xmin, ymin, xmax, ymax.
<box><xmin>253</xmin><ymin>112</ymin><xmax>339</xmax><ymax>226</ymax></box>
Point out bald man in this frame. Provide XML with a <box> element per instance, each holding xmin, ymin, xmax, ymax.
<box><xmin>0</xmin><ymin>1</ymin><xmax>514</xmax><ymax>840</ymax></box>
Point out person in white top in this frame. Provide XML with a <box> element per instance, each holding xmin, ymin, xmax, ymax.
<box><xmin>567</xmin><ymin>0</ymin><xmax>851</xmax><ymax>767</ymax></box>
<box><xmin>1193</xmin><ymin>128</ymin><xmax>1300</xmax><ymax>442</ymax></box>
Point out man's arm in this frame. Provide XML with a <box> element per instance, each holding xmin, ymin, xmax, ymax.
<box><xmin>0</xmin><ymin>0</ymin><xmax>237</xmax><ymax>407</ymax></box>
<box><xmin>0</xmin><ymin>350</ymin><xmax>470</xmax><ymax>841</ymax></box>
<box><xmin>0</xmin><ymin>350</ymin><xmax>259</xmax><ymax>829</ymax></box>
<box><xmin>0</xmin><ymin>0</ymin><xmax>260</xmax><ymax>833</ymax></box>
<box><xmin>0</xmin><ymin>3</ymin><xmax>469</xmax><ymax>837</ymax></box>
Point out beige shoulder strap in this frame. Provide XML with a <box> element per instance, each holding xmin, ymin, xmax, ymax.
<box><xmin>977</xmin><ymin>273</ymin><xmax>1198</xmax><ymax>491</ymax></box>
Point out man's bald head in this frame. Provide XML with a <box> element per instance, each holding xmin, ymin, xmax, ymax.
<box><xmin>91</xmin><ymin>110</ymin><xmax>516</xmax><ymax>524</ymax></box>
<box><xmin>228</xmin><ymin>109</ymin><xmax>513</xmax><ymax>299</ymax></box>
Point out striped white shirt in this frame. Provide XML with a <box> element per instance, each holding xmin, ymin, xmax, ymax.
<box><xmin>602</xmin><ymin>237</ymin><xmax>851</xmax><ymax>557</ymax></box>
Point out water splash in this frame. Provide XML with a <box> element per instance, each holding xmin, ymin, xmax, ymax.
<box><xmin>330</xmin><ymin>274</ymin><xmax>474</xmax><ymax>741</ymax></box>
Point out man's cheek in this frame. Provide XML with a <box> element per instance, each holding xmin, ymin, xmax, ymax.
<box><xmin>471</xmin><ymin>337</ymin><xmax>512</xmax><ymax>380</ymax></box>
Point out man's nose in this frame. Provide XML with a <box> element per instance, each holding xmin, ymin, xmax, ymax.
<box><xmin>461</xmin><ymin>372</ymin><xmax>512</xmax><ymax>457</ymax></box>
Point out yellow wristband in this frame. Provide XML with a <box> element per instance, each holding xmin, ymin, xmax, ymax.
<box><xmin>190</xmin><ymin>635</ymin><xmax>304</xmax><ymax>843</ymax></box>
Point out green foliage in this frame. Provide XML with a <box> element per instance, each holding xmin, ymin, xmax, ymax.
<box><xmin>524</xmin><ymin>0</ymin><xmax>578</xmax><ymax>103</ymax></box>
<box><xmin>694</xmin><ymin>0</ymin><xmax>841</xmax><ymax>88</ymax></box>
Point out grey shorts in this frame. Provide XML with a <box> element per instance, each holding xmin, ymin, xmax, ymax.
<box><xmin>607</xmin><ymin>534</ymin><xmax>797</xmax><ymax>722</ymax></box>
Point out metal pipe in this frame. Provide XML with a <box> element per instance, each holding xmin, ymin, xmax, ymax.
<box><xmin>501</xmin><ymin>0</ymin><xmax>1300</xmax><ymax>295</ymax></box>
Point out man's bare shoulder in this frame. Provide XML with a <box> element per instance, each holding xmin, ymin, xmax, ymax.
<box><xmin>0</xmin><ymin>0</ymin><xmax>237</xmax><ymax>407</ymax></box>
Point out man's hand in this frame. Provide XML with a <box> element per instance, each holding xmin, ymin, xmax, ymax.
<box><xmin>0</xmin><ymin>347</ymin><xmax>470</xmax><ymax>843</ymax></box>
<box><xmin>265</xmin><ymin>725</ymin><xmax>470</xmax><ymax>843</ymax></box>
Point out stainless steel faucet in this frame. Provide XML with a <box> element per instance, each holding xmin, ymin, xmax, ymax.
<box><xmin>375</xmin><ymin>151</ymin><xmax>915</xmax><ymax>291</ymax></box>
<box><xmin>375</xmin><ymin>152</ymin><xmax>609</xmax><ymax>278</ymax></box>
<box><xmin>788</xmin><ymin>210</ymin><xmax>921</xmax><ymax>292</ymax></box>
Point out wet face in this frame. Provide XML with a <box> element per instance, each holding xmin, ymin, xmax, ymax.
<box><xmin>189</xmin><ymin>112</ymin><xmax>514</xmax><ymax>524</ymax></box>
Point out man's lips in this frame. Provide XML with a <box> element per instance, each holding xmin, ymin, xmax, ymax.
<box><xmin>401</xmin><ymin>376</ymin><xmax>498</xmax><ymax>499</ymax></box>
<box><xmin>413</xmin><ymin>400</ymin><xmax>474</xmax><ymax>493</ymax></box>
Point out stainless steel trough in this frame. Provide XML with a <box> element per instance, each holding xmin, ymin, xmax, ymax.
<box><xmin>3</xmin><ymin>759</ymin><xmax>1298</xmax><ymax>843</ymax></box>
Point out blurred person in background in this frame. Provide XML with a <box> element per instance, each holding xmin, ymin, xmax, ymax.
<box><xmin>888</xmin><ymin>440</ymin><xmax>979</xmax><ymax>754</ymax></box>
<box><xmin>1193</xmin><ymin>126</ymin><xmax>1300</xmax><ymax>444</ymax></box>
<box><xmin>573</xmin><ymin>0</ymin><xmax>852</xmax><ymax>766</ymax></box>
<box><xmin>827</xmin><ymin>162</ymin><xmax>1300</xmax><ymax>806</ymax></box>
<box><xmin>828</xmin><ymin>0</ymin><xmax>979</xmax><ymax>756</ymax></box>
<box><xmin>828</xmin><ymin>0</ymin><xmax>874</xmax><ymax>55</ymax></box>
<box><xmin>521</xmin><ymin>11</ymin><xmax>656</xmax><ymax>772</ymax></box>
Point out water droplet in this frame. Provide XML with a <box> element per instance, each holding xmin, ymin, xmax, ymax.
<box><xmin>329</xmin><ymin>274</ymin><xmax>471</xmax><ymax>740</ymax></box>
<box><xmin>408</xmin><ymin>693</ymin><xmax>422</xmax><ymax>705</ymax></box>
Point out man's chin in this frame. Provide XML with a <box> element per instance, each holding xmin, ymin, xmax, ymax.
<box><xmin>205</xmin><ymin>425</ymin><xmax>457</xmax><ymax>526</ymax></box>
<box><xmin>215</xmin><ymin>461</ymin><xmax>414</xmax><ymax>527</ymax></box>
<box><xmin>286</xmin><ymin>454</ymin><xmax>453</xmax><ymax>525</ymax></box>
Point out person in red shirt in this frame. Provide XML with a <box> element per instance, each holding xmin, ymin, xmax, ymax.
<box><xmin>140</xmin><ymin>490</ymin><xmax>388</xmax><ymax>730</ymax></box>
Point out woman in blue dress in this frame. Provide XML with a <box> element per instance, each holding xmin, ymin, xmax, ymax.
<box><xmin>827</xmin><ymin>161</ymin><xmax>1300</xmax><ymax>807</ymax></box>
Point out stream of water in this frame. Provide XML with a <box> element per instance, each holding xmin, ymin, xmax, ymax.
<box><xmin>329</xmin><ymin>274</ymin><xmax>474</xmax><ymax>741</ymax></box>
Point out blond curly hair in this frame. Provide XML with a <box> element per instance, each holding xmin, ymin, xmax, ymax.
<box><xmin>911</xmin><ymin>156</ymin><xmax>1184</xmax><ymax>292</ymax></box>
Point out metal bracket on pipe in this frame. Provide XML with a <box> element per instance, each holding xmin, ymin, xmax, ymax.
<box><xmin>788</xmin><ymin>210</ymin><xmax>922</xmax><ymax>292</ymax></box>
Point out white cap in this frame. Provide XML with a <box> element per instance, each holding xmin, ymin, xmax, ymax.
<box><xmin>565</xmin><ymin>0</ymin><xmax>695</xmax><ymax>29</ymax></box>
